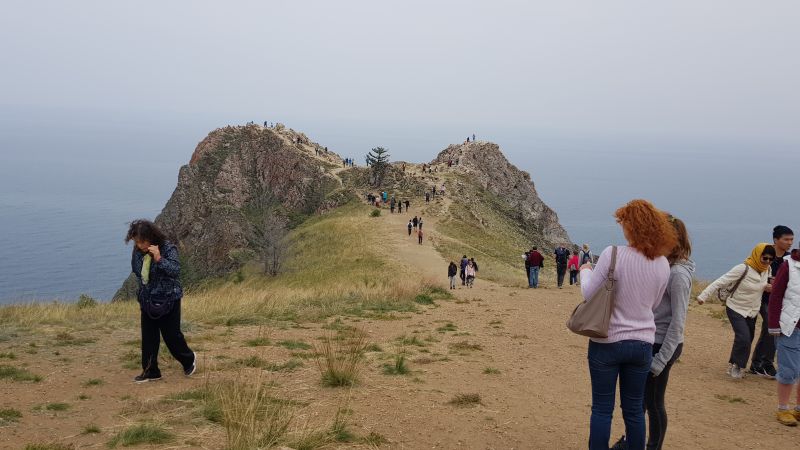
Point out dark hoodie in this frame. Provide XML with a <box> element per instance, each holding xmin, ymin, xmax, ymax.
<box><xmin>448</xmin><ymin>263</ymin><xmax>458</xmax><ymax>277</ymax></box>
<box><xmin>768</xmin><ymin>249</ymin><xmax>800</xmax><ymax>331</ymax></box>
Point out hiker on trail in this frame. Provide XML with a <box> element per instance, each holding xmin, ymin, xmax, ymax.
<box><xmin>418</xmin><ymin>228</ymin><xmax>424</xmax><ymax>245</ymax></box>
<box><xmin>460</xmin><ymin>255</ymin><xmax>469</xmax><ymax>286</ymax></box>
<box><xmin>767</xmin><ymin>241</ymin><xmax>800</xmax><ymax>426</ymax></box>
<box><xmin>425</xmin><ymin>192</ymin><xmax>430</xmax><ymax>203</ymax></box>
<box><xmin>698</xmin><ymin>243</ymin><xmax>776</xmax><ymax>379</ymax></box>
<box><xmin>431</xmin><ymin>186</ymin><xmax>436</xmax><ymax>198</ymax></box>
<box><xmin>751</xmin><ymin>226</ymin><xmax>794</xmax><ymax>378</ymax></box>
<box><xmin>470</xmin><ymin>257</ymin><xmax>479</xmax><ymax>274</ymax></box>
<box><xmin>467</xmin><ymin>137</ymin><xmax>470</xmax><ymax>143</ymax></box>
<box><xmin>527</xmin><ymin>247</ymin><xmax>544</xmax><ymax>288</ymax></box>
<box><xmin>125</xmin><ymin>220</ymin><xmax>196</xmax><ymax>383</ymax></box>
<box><xmin>398</xmin><ymin>202</ymin><xmax>403</xmax><ymax>214</ymax></box>
<box><xmin>465</xmin><ymin>260</ymin><xmax>476</xmax><ymax>287</ymax></box>
<box><xmin>413</xmin><ymin>216</ymin><xmax>418</xmax><ymax>229</ymax></box>
<box><xmin>472</xmin><ymin>133</ymin><xmax>476</xmax><ymax>141</ymax></box>
<box><xmin>382</xmin><ymin>191</ymin><xmax>387</xmax><ymax>203</ymax></box>
<box><xmin>408</xmin><ymin>220</ymin><xmax>413</xmax><ymax>236</ymax></box>
<box><xmin>568</xmin><ymin>252</ymin><xmax>580</xmax><ymax>286</ymax></box>
<box><xmin>390</xmin><ymin>197</ymin><xmax>396</xmax><ymax>213</ymax></box>
<box><xmin>645</xmin><ymin>214</ymin><xmax>695</xmax><ymax>450</ymax></box>
<box><xmin>580</xmin><ymin>244</ymin><xmax>594</xmax><ymax>266</ymax></box>
<box><xmin>578</xmin><ymin>199</ymin><xmax>676</xmax><ymax>450</ymax></box>
<box><xmin>448</xmin><ymin>159</ymin><xmax>452</xmax><ymax>167</ymax></box>
<box><xmin>554</xmin><ymin>244</ymin><xmax>571</xmax><ymax>289</ymax></box>
<box><xmin>524</xmin><ymin>250</ymin><xmax>531</xmax><ymax>282</ymax></box>
<box><xmin>448</xmin><ymin>262</ymin><xmax>458</xmax><ymax>289</ymax></box>
<box><xmin>440</xmin><ymin>183</ymin><xmax>446</xmax><ymax>196</ymax></box>
<box><xmin>418</xmin><ymin>217</ymin><xmax>423</xmax><ymax>230</ymax></box>
<box><xmin>405</xmin><ymin>200</ymin><xmax>410</xmax><ymax>211</ymax></box>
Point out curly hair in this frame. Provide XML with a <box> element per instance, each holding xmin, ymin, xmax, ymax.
<box><xmin>125</xmin><ymin>219</ymin><xmax>166</xmax><ymax>246</ymax></box>
<box><xmin>614</xmin><ymin>200</ymin><xmax>678</xmax><ymax>260</ymax></box>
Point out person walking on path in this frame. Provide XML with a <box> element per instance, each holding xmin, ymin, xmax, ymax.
<box><xmin>398</xmin><ymin>202</ymin><xmax>403</xmax><ymax>214</ymax></box>
<box><xmin>554</xmin><ymin>244</ymin><xmax>571</xmax><ymax>289</ymax></box>
<box><xmin>448</xmin><ymin>262</ymin><xmax>458</xmax><ymax>289</ymax></box>
<box><xmin>125</xmin><ymin>220</ymin><xmax>196</xmax><ymax>383</ymax></box>
<box><xmin>425</xmin><ymin>192</ymin><xmax>430</xmax><ymax>203</ymax></box>
<box><xmin>751</xmin><ymin>225</ymin><xmax>794</xmax><ymax>378</ymax></box>
<box><xmin>460</xmin><ymin>255</ymin><xmax>469</xmax><ymax>286</ymax></box>
<box><xmin>644</xmin><ymin>215</ymin><xmax>695</xmax><ymax>450</ymax></box>
<box><xmin>568</xmin><ymin>252</ymin><xmax>580</xmax><ymax>285</ymax></box>
<box><xmin>698</xmin><ymin>243</ymin><xmax>776</xmax><ymax>379</ymax></box>
<box><xmin>767</xmin><ymin>245</ymin><xmax>800</xmax><ymax>426</ymax></box>
<box><xmin>523</xmin><ymin>250</ymin><xmax>531</xmax><ymax>283</ymax></box>
<box><xmin>407</xmin><ymin>220</ymin><xmax>413</xmax><ymax>236</ymax></box>
<box><xmin>578</xmin><ymin>199</ymin><xmax>676</xmax><ymax>450</ymax></box>
<box><xmin>418</xmin><ymin>228</ymin><xmax>424</xmax><ymax>245</ymax></box>
<box><xmin>412</xmin><ymin>216</ymin><xmax>418</xmax><ymax>230</ymax></box>
<box><xmin>465</xmin><ymin>260</ymin><xmax>476</xmax><ymax>287</ymax></box>
<box><xmin>580</xmin><ymin>244</ymin><xmax>594</xmax><ymax>265</ymax></box>
<box><xmin>527</xmin><ymin>247</ymin><xmax>544</xmax><ymax>288</ymax></box>
<box><xmin>405</xmin><ymin>200</ymin><xmax>410</xmax><ymax>211</ymax></box>
<box><xmin>418</xmin><ymin>217</ymin><xmax>424</xmax><ymax>230</ymax></box>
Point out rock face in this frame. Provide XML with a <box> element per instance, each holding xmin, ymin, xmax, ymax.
<box><xmin>113</xmin><ymin>124</ymin><xmax>345</xmax><ymax>300</ymax></box>
<box><xmin>432</xmin><ymin>141</ymin><xmax>572</xmax><ymax>246</ymax></box>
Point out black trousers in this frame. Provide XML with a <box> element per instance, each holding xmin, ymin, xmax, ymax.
<box><xmin>556</xmin><ymin>263</ymin><xmax>567</xmax><ymax>287</ymax></box>
<box><xmin>725</xmin><ymin>307</ymin><xmax>756</xmax><ymax>368</ymax></box>
<box><xmin>644</xmin><ymin>343</ymin><xmax>683</xmax><ymax>450</ymax></box>
<box><xmin>569</xmin><ymin>269</ymin><xmax>579</xmax><ymax>285</ymax></box>
<box><xmin>140</xmin><ymin>301</ymin><xmax>194</xmax><ymax>376</ymax></box>
<box><xmin>750</xmin><ymin>298</ymin><xmax>776</xmax><ymax>370</ymax></box>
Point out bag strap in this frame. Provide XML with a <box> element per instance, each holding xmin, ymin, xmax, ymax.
<box><xmin>729</xmin><ymin>265</ymin><xmax>749</xmax><ymax>297</ymax></box>
<box><xmin>607</xmin><ymin>246</ymin><xmax>618</xmax><ymax>280</ymax></box>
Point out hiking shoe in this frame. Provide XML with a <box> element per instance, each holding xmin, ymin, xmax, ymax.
<box><xmin>763</xmin><ymin>364</ymin><xmax>777</xmax><ymax>378</ymax></box>
<box><xmin>729</xmin><ymin>364</ymin><xmax>745</xmax><ymax>379</ymax></box>
<box><xmin>749</xmin><ymin>366</ymin><xmax>775</xmax><ymax>379</ymax></box>
<box><xmin>610</xmin><ymin>435</ymin><xmax>627</xmax><ymax>450</ymax></box>
<box><xmin>184</xmin><ymin>352</ymin><xmax>197</xmax><ymax>377</ymax></box>
<box><xmin>776</xmin><ymin>410</ymin><xmax>798</xmax><ymax>426</ymax></box>
<box><xmin>134</xmin><ymin>373</ymin><xmax>162</xmax><ymax>383</ymax></box>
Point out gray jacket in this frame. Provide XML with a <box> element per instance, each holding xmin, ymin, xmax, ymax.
<box><xmin>652</xmin><ymin>259</ymin><xmax>695</xmax><ymax>376</ymax></box>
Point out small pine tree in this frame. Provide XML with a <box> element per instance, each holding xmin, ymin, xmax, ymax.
<box><xmin>365</xmin><ymin>147</ymin><xmax>390</xmax><ymax>186</ymax></box>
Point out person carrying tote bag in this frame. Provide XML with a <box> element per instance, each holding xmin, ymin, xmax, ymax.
<box><xmin>575</xmin><ymin>200</ymin><xmax>675</xmax><ymax>450</ymax></box>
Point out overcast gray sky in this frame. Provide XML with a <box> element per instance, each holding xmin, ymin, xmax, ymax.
<box><xmin>1</xmin><ymin>0</ymin><xmax>798</xmax><ymax>147</ymax></box>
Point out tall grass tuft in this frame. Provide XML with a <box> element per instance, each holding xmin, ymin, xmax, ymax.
<box><xmin>315</xmin><ymin>329</ymin><xmax>368</xmax><ymax>387</ymax></box>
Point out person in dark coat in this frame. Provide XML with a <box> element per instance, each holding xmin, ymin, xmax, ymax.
<box><xmin>126</xmin><ymin>220</ymin><xmax>196</xmax><ymax>383</ymax></box>
<box><xmin>448</xmin><ymin>262</ymin><xmax>458</xmax><ymax>289</ymax></box>
<box><xmin>460</xmin><ymin>255</ymin><xmax>469</xmax><ymax>286</ymax></box>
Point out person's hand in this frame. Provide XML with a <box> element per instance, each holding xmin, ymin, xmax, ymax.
<box><xmin>148</xmin><ymin>245</ymin><xmax>161</xmax><ymax>262</ymax></box>
<box><xmin>764</xmin><ymin>283</ymin><xmax>772</xmax><ymax>293</ymax></box>
<box><xmin>580</xmin><ymin>263</ymin><xmax>593</xmax><ymax>271</ymax></box>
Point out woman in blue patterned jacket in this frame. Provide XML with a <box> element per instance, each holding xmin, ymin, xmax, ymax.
<box><xmin>126</xmin><ymin>219</ymin><xmax>196</xmax><ymax>383</ymax></box>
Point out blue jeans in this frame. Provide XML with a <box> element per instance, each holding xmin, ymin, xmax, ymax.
<box><xmin>588</xmin><ymin>340</ymin><xmax>653</xmax><ymax>450</ymax></box>
<box><xmin>528</xmin><ymin>266</ymin><xmax>540</xmax><ymax>288</ymax></box>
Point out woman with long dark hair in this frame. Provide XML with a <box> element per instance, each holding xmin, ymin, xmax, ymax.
<box><xmin>125</xmin><ymin>219</ymin><xmax>196</xmax><ymax>383</ymax></box>
<box><xmin>644</xmin><ymin>214</ymin><xmax>695</xmax><ymax>450</ymax></box>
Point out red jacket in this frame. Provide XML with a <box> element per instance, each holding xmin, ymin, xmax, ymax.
<box><xmin>768</xmin><ymin>249</ymin><xmax>800</xmax><ymax>331</ymax></box>
<box><xmin>528</xmin><ymin>251</ymin><xmax>544</xmax><ymax>268</ymax></box>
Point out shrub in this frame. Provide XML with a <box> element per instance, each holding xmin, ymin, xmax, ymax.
<box><xmin>76</xmin><ymin>294</ymin><xmax>98</xmax><ymax>309</ymax></box>
<box><xmin>107</xmin><ymin>423</ymin><xmax>174</xmax><ymax>448</ymax></box>
<box><xmin>370</xmin><ymin>209</ymin><xmax>381</xmax><ymax>217</ymax></box>
<box><xmin>315</xmin><ymin>330</ymin><xmax>368</xmax><ymax>387</ymax></box>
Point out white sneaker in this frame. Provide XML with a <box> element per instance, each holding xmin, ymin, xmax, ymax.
<box><xmin>729</xmin><ymin>364</ymin><xmax>745</xmax><ymax>379</ymax></box>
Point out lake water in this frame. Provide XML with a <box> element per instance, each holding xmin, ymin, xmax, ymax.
<box><xmin>1</xmin><ymin>110</ymin><xmax>798</xmax><ymax>303</ymax></box>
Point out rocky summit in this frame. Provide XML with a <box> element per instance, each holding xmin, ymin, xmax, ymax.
<box><xmin>115</xmin><ymin>127</ymin><xmax>571</xmax><ymax>300</ymax></box>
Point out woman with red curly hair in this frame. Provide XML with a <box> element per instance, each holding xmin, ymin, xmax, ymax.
<box><xmin>579</xmin><ymin>199</ymin><xmax>677</xmax><ymax>450</ymax></box>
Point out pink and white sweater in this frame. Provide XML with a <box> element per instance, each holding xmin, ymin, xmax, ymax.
<box><xmin>580</xmin><ymin>246</ymin><xmax>671</xmax><ymax>344</ymax></box>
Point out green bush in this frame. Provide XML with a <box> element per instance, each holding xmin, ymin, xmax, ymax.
<box><xmin>370</xmin><ymin>209</ymin><xmax>381</xmax><ymax>217</ymax></box>
<box><xmin>76</xmin><ymin>294</ymin><xmax>98</xmax><ymax>309</ymax></box>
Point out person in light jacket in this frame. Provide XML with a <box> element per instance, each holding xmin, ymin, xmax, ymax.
<box><xmin>698</xmin><ymin>243</ymin><xmax>776</xmax><ymax>379</ymax></box>
<box><xmin>644</xmin><ymin>215</ymin><xmax>695</xmax><ymax>450</ymax></box>
<box><xmin>768</xmin><ymin>247</ymin><xmax>800</xmax><ymax>426</ymax></box>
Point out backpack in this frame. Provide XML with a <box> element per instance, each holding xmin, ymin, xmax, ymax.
<box><xmin>581</xmin><ymin>251</ymin><xmax>592</xmax><ymax>265</ymax></box>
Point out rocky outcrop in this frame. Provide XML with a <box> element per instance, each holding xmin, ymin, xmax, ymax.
<box><xmin>432</xmin><ymin>141</ymin><xmax>572</xmax><ymax>247</ymax></box>
<box><xmin>113</xmin><ymin>124</ymin><xmax>345</xmax><ymax>300</ymax></box>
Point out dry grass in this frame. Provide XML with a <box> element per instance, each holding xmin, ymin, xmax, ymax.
<box><xmin>315</xmin><ymin>329</ymin><xmax>369</xmax><ymax>387</ymax></box>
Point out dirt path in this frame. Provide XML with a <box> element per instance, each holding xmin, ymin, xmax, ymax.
<box><xmin>2</xmin><ymin>198</ymin><xmax>798</xmax><ymax>449</ymax></box>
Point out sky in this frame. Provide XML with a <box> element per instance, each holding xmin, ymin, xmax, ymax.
<box><xmin>1</xmin><ymin>0</ymin><xmax>798</xmax><ymax>152</ymax></box>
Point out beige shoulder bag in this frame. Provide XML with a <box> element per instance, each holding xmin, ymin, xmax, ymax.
<box><xmin>567</xmin><ymin>246</ymin><xmax>617</xmax><ymax>338</ymax></box>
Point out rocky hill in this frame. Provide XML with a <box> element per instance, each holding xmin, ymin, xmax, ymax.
<box><xmin>115</xmin><ymin>127</ymin><xmax>571</xmax><ymax>299</ymax></box>
<box><xmin>431</xmin><ymin>141</ymin><xmax>570</xmax><ymax>246</ymax></box>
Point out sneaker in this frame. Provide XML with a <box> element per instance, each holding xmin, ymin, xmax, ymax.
<box><xmin>134</xmin><ymin>373</ymin><xmax>162</xmax><ymax>383</ymax></box>
<box><xmin>763</xmin><ymin>364</ymin><xmax>777</xmax><ymax>378</ymax></box>
<box><xmin>184</xmin><ymin>352</ymin><xmax>197</xmax><ymax>377</ymax></box>
<box><xmin>729</xmin><ymin>364</ymin><xmax>745</xmax><ymax>379</ymax></box>
<box><xmin>610</xmin><ymin>435</ymin><xmax>627</xmax><ymax>450</ymax></box>
<box><xmin>776</xmin><ymin>410</ymin><xmax>798</xmax><ymax>426</ymax></box>
<box><xmin>749</xmin><ymin>366</ymin><xmax>775</xmax><ymax>379</ymax></box>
